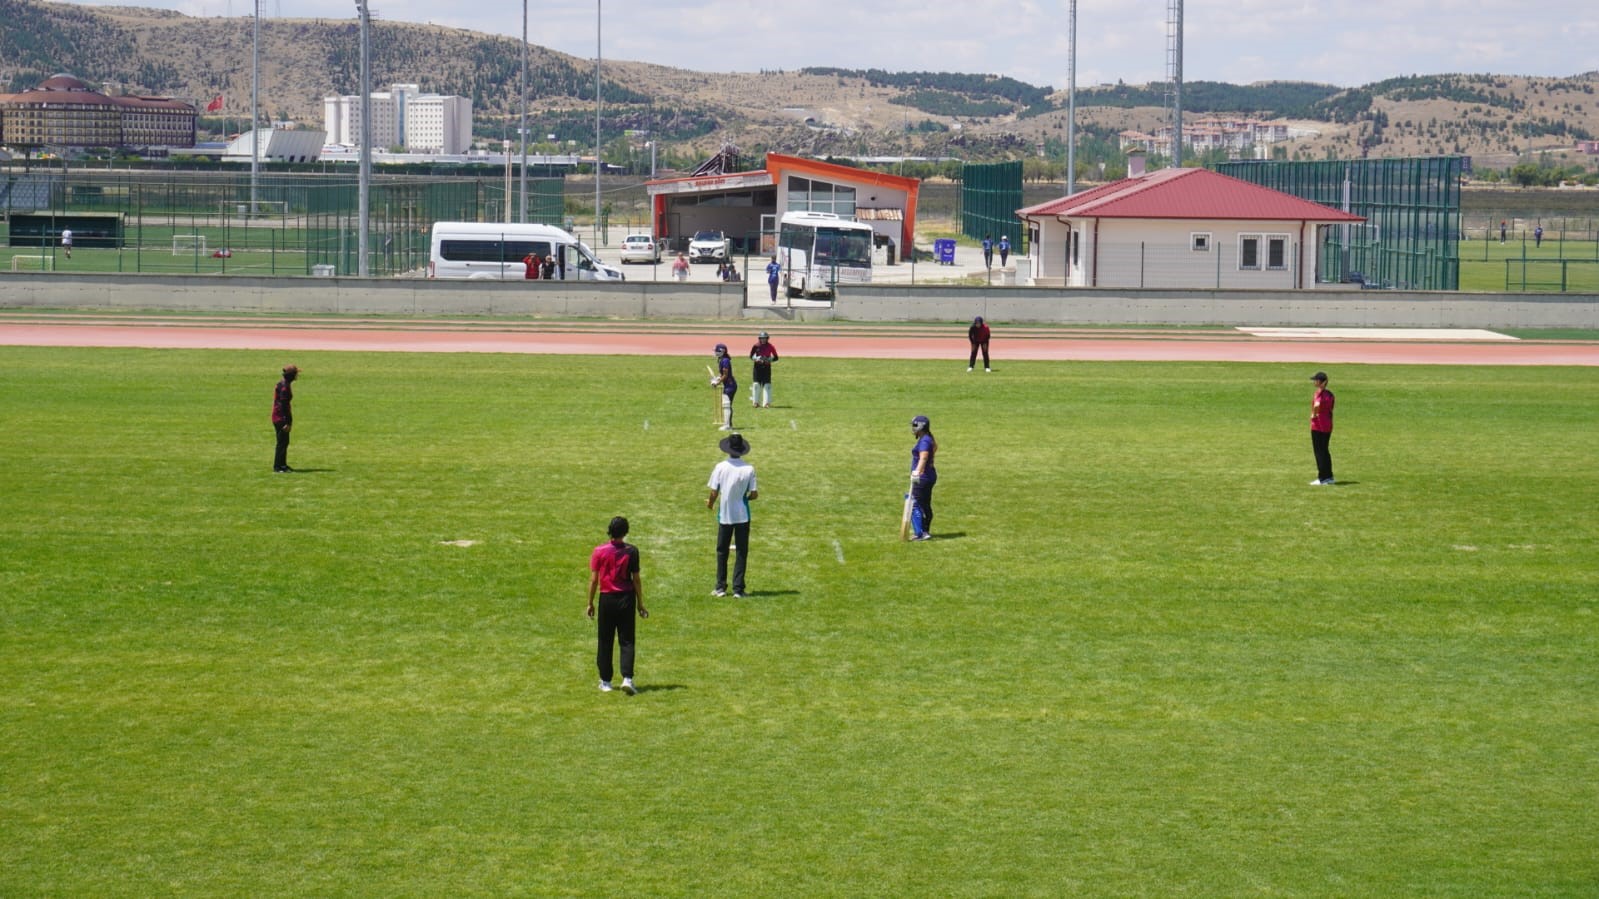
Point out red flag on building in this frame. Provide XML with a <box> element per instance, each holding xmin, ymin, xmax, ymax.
<box><xmin>204</xmin><ymin>94</ymin><xmax>224</xmax><ymax>113</ymax></box>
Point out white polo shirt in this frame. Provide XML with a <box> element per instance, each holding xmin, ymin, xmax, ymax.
<box><xmin>708</xmin><ymin>458</ymin><xmax>757</xmax><ymax>524</ymax></box>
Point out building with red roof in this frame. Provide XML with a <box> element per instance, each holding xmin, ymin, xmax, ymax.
<box><xmin>0</xmin><ymin>74</ymin><xmax>196</xmax><ymax>151</ymax></box>
<box><xmin>1017</xmin><ymin>153</ymin><xmax>1364</xmax><ymax>290</ymax></box>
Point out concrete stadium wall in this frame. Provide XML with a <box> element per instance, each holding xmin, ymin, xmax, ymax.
<box><xmin>0</xmin><ymin>272</ymin><xmax>748</xmax><ymax>320</ymax></box>
<box><xmin>833</xmin><ymin>285</ymin><xmax>1599</xmax><ymax>329</ymax></box>
<box><xmin>1</xmin><ymin>273</ymin><xmax>1594</xmax><ymax>329</ymax></box>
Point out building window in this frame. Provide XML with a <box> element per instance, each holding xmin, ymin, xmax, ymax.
<box><xmin>1239</xmin><ymin>234</ymin><xmax>1261</xmax><ymax>270</ymax></box>
<box><xmin>1190</xmin><ymin>232</ymin><xmax>1210</xmax><ymax>252</ymax></box>
<box><xmin>1266</xmin><ymin>235</ymin><xmax>1289</xmax><ymax>270</ymax></box>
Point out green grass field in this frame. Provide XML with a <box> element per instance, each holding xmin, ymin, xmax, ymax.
<box><xmin>2</xmin><ymin>347</ymin><xmax>1595</xmax><ymax>895</ymax></box>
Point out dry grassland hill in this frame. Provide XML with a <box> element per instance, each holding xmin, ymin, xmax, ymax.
<box><xmin>2</xmin><ymin>0</ymin><xmax>1597</xmax><ymax>172</ymax></box>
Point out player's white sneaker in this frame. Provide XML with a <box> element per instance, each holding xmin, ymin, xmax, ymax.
<box><xmin>1309</xmin><ymin>479</ymin><xmax>1325</xmax><ymax>486</ymax></box>
<box><xmin>599</xmin><ymin>680</ymin><xmax>613</xmax><ymax>692</ymax></box>
<box><xmin>711</xmin><ymin>588</ymin><xmax>726</xmax><ymax>597</ymax></box>
<box><xmin>967</xmin><ymin>366</ymin><xmax>973</xmax><ymax>372</ymax></box>
<box><xmin>621</xmin><ymin>678</ymin><xmax>636</xmax><ymax>695</ymax></box>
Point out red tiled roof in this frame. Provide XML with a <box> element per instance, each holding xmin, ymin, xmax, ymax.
<box><xmin>1017</xmin><ymin>167</ymin><xmax>1365</xmax><ymax>222</ymax></box>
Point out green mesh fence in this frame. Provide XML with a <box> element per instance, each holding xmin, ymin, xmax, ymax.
<box><xmin>959</xmin><ymin>160</ymin><xmax>1026</xmax><ymax>256</ymax></box>
<box><xmin>1218</xmin><ymin>157</ymin><xmax>1462</xmax><ymax>291</ymax></box>
<box><xmin>1</xmin><ymin>167</ymin><xmax>564</xmax><ymax>277</ymax></box>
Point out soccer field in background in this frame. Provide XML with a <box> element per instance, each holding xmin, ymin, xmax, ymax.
<box><xmin>1</xmin><ymin>348</ymin><xmax>1594</xmax><ymax>895</ymax></box>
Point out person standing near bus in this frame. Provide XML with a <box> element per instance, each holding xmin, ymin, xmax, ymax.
<box><xmin>522</xmin><ymin>251</ymin><xmax>541</xmax><ymax>280</ymax></box>
<box><xmin>765</xmin><ymin>256</ymin><xmax>781</xmax><ymax>302</ymax></box>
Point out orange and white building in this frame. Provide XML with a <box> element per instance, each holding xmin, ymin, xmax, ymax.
<box><xmin>646</xmin><ymin>152</ymin><xmax>919</xmax><ymax>259</ymax></box>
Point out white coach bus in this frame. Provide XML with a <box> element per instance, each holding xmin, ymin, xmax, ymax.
<box><xmin>777</xmin><ymin>211</ymin><xmax>873</xmax><ymax>298</ymax></box>
<box><xmin>428</xmin><ymin>222</ymin><xmax>624</xmax><ymax>281</ymax></box>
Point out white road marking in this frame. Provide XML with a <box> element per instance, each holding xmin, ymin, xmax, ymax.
<box><xmin>1239</xmin><ymin>327</ymin><xmax>1517</xmax><ymax>341</ymax></box>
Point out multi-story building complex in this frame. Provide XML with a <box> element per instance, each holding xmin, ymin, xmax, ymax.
<box><xmin>1119</xmin><ymin>118</ymin><xmax>1294</xmax><ymax>158</ymax></box>
<box><xmin>0</xmin><ymin>74</ymin><xmax>196</xmax><ymax>149</ymax></box>
<box><xmin>323</xmin><ymin>84</ymin><xmax>472</xmax><ymax>154</ymax></box>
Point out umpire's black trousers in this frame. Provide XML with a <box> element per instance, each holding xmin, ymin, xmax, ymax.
<box><xmin>716</xmin><ymin>521</ymin><xmax>750</xmax><ymax>594</ymax></box>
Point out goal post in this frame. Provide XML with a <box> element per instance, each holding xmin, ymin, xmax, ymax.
<box><xmin>173</xmin><ymin>234</ymin><xmax>207</xmax><ymax>255</ymax></box>
<box><xmin>10</xmin><ymin>254</ymin><xmax>54</xmax><ymax>271</ymax></box>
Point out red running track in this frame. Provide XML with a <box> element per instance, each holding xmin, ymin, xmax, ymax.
<box><xmin>1</xmin><ymin>320</ymin><xmax>1596</xmax><ymax>365</ymax></box>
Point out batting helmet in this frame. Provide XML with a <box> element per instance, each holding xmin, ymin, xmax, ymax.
<box><xmin>911</xmin><ymin>415</ymin><xmax>930</xmax><ymax>431</ymax></box>
<box><xmin>714</xmin><ymin>343</ymin><xmax>728</xmax><ymax>355</ymax></box>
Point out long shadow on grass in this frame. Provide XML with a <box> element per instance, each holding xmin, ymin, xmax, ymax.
<box><xmin>630</xmin><ymin>684</ymin><xmax>687</xmax><ymax>694</ymax></box>
<box><xmin>735</xmin><ymin>590</ymin><xmax>801</xmax><ymax>599</ymax></box>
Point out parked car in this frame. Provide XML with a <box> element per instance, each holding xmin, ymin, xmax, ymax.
<box><xmin>620</xmin><ymin>233</ymin><xmax>662</xmax><ymax>264</ymax></box>
<box><xmin>688</xmin><ymin>229</ymin><xmax>728</xmax><ymax>263</ymax></box>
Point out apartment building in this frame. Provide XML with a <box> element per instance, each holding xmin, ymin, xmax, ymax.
<box><xmin>323</xmin><ymin>84</ymin><xmax>472</xmax><ymax>154</ymax></box>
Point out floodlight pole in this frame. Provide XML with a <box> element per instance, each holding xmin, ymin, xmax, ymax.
<box><xmin>251</xmin><ymin>0</ymin><xmax>260</xmax><ymax>209</ymax></box>
<box><xmin>356</xmin><ymin>0</ymin><xmax>371</xmax><ymax>276</ymax></box>
<box><xmin>518</xmin><ymin>0</ymin><xmax>528</xmax><ymax>222</ymax></box>
<box><xmin>1173</xmin><ymin>0</ymin><xmax>1183</xmax><ymax>167</ymax></box>
<box><xmin>1066</xmin><ymin>0</ymin><xmax>1076</xmax><ymax>196</ymax></box>
<box><xmin>594</xmin><ymin>0</ymin><xmax>602</xmax><ymax>248</ymax></box>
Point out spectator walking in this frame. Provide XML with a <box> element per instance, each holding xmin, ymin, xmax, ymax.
<box><xmin>765</xmin><ymin>256</ymin><xmax>782</xmax><ymax>302</ymax></box>
<box><xmin>672</xmin><ymin>253</ymin><xmax>690</xmax><ymax>282</ymax></box>
<box><xmin>1534</xmin><ymin>225</ymin><xmax>1544</xmax><ymax>248</ymax></box>
<box><xmin>1499</xmin><ymin>220</ymin><xmax>1507</xmax><ymax>244</ymax></box>
<box><xmin>967</xmin><ymin>316</ymin><xmax>991</xmax><ymax>373</ymax></box>
<box><xmin>1308</xmin><ymin>371</ymin><xmax>1336</xmax><ymax>486</ymax></box>
<box><xmin>272</xmin><ymin>364</ymin><xmax>299</xmax><ymax>473</ymax></box>
<box><xmin>60</xmin><ymin>228</ymin><xmax>72</xmax><ymax>259</ymax></box>
<box><xmin>748</xmin><ymin>331</ymin><xmax>779</xmax><ymax>408</ymax></box>
<box><xmin>981</xmin><ymin>234</ymin><xmax>994</xmax><ymax>269</ymax></box>
<box><xmin>587</xmin><ymin>516</ymin><xmax>647</xmax><ymax>694</ymax></box>
<box><xmin>998</xmin><ymin>235</ymin><xmax>1011</xmax><ymax>266</ymax></box>
<box><xmin>706</xmin><ymin>433</ymin><xmax>759</xmax><ymax>598</ymax></box>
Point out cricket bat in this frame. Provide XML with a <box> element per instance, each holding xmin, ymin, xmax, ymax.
<box><xmin>899</xmin><ymin>489</ymin><xmax>914</xmax><ymax>541</ymax></box>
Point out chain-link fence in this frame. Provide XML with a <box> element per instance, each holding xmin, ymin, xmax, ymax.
<box><xmin>1</xmin><ymin>165</ymin><xmax>564</xmax><ymax>277</ymax></box>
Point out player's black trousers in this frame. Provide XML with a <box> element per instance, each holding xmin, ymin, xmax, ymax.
<box><xmin>1311</xmin><ymin>430</ymin><xmax>1334</xmax><ymax>482</ymax></box>
<box><xmin>596</xmin><ymin>592</ymin><xmax>637</xmax><ymax>682</ymax></box>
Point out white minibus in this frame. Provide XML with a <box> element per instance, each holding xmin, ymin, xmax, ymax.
<box><xmin>428</xmin><ymin>222</ymin><xmax>624</xmax><ymax>281</ymax></box>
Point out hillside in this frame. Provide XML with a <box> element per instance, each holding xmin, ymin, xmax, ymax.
<box><xmin>2</xmin><ymin>0</ymin><xmax>1598</xmax><ymax>173</ymax></box>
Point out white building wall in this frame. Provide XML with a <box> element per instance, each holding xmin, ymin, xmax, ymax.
<box><xmin>1026</xmin><ymin>216</ymin><xmax>1334</xmax><ymax>290</ymax></box>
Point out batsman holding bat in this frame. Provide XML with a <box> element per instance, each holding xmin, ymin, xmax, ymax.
<box><xmin>710</xmin><ymin>343</ymin><xmax>738</xmax><ymax>431</ymax></box>
<box><xmin>906</xmin><ymin>414</ymin><xmax>938</xmax><ymax>541</ymax></box>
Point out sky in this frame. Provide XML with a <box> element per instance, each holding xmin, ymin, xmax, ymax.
<box><xmin>61</xmin><ymin>0</ymin><xmax>1599</xmax><ymax>90</ymax></box>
